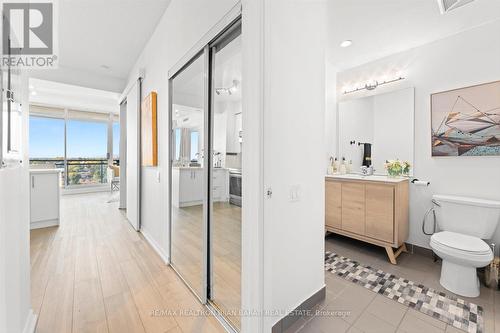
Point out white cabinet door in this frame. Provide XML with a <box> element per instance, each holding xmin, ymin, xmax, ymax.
<box><xmin>191</xmin><ymin>169</ymin><xmax>204</xmax><ymax>203</ymax></box>
<box><xmin>177</xmin><ymin>169</ymin><xmax>204</xmax><ymax>206</ymax></box>
<box><xmin>30</xmin><ymin>173</ymin><xmax>59</xmax><ymax>223</ymax></box>
<box><xmin>212</xmin><ymin>169</ymin><xmax>229</xmax><ymax>202</ymax></box>
<box><xmin>178</xmin><ymin>169</ymin><xmax>194</xmax><ymax>204</ymax></box>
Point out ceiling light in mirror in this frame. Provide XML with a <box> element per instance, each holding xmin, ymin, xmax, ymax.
<box><xmin>340</xmin><ymin>40</ymin><xmax>353</xmax><ymax>48</ymax></box>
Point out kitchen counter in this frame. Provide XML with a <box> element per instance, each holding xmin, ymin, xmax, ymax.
<box><xmin>326</xmin><ymin>173</ymin><xmax>409</xmax><ymax>183</ymax></box>
<box><xmin>30</xmin><ymin>168</ymin><xmax>62</xmax><ymax>174</ymax></box>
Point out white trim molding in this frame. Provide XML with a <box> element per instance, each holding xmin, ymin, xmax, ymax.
<box><xmin>22</xmin><ymin>310</ymin><xmax>38</xmax><ymax>333</ymax></box>
<box><xmin>140</xmin><ymin>228</ymin><xmax>170</xmax><ymax>265</ymax></box>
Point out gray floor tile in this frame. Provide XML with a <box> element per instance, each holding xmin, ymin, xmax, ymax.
<box><xmin>398</xmin><ymin>311</ymin><xmax>445</xmax><ymax>333</ymax></box>
<box><xmin>323</xmin><ymin>284</ymin><xmax>376</xmax><ymax>324</ymax></box>
<box><xmin>365</xmin><ymin>295</ymin><xmax>407</xmax><ymax>326</ymax></box>
<box><xmin>284</xmin><ymin>317</ymin><xmax>307</xmax><ymax>333</ymax></box>
<box><xmin>445</xmin><ymin>324</ymin><xmax>465</xmax><ymax>333</ymax></box>
<box><xmin>325</xmin><ymin>234</ymin><xmax>497</xmax><ymax>333</ymax></box>
<box><xmin>353</xmin><ymin>311</ymin><xmax>397</xmax><ymax>333</ymax></box>
<box><xmin>299</xmin><ymin>315</ymin><xmax>350</xmax><ymax>333</ymax></box>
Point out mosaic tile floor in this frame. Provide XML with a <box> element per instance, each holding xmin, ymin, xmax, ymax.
<box><xmin>325</xmin><ymin>251</ymin><xmax>484</xmax><ymax>333</ymax></box>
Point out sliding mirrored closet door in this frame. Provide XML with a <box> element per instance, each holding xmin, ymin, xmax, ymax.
<box><xmin>169</xmin><ymin>17</ymin><xmax>242</xmax><ymax>331</ymax></box>
<box><xmin>170</xmin><ymin>53</ymin><xmax>207</xmax><ymax>300</ymax></box>
<box><xmin>209</xmin><ymin>25</ymin><xmax>242</xmax><ymax>330</ymax></box>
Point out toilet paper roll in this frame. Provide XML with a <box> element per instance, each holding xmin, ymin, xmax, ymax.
<box><xmin>412</xmin><ymin>180</ymin><xmax>430</xmax><ymax>186</ymax></box>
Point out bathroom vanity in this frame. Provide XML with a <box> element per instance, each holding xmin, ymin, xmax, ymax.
<box><xmin>325</xmin><ymin>174</ymin><xmax>409</xmax><ymax>264</ymax></box>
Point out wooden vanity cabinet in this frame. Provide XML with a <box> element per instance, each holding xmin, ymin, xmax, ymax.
<box><xmin>325</xmin><ymin>177</ymin><xmax>409</xmax><ymax>264</ymax></box>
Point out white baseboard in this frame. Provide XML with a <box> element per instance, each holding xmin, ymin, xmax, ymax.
<box><xmin>30</xmin><ymin>219</ymin><xmax>59</xmax><ymax>230</ymax></box>
<box><xmin>22</xmin><ymin>309</ymin><xmax>37</xmax><ymax>333</ymax></box>
<box><xmin>140</xmin><ymin>228</ymin><xmax>170</xmax><ymax>265</ymax></box>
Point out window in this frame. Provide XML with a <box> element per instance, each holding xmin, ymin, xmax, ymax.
<box><xmin>67</xmin><ymin>120</ymin><xmax>107</xmax><ymax>159</ymax></box>
<box><xmin>190</xmin><ymin>130</ymin><xmax>199</xmax><ymax>160</ymax></box>
<box><xmin>29</xmin><ymin>116</ymin><xmax>65</xmax><ymax>159</ymax></box>
<box><xmin>175</xmin><ymin>128</ymin><xmax>181</xmax><ymax>161</ymax></box>
<box><xmin>28</xmin><ymin>105</ymin><xmax>119</xmax><ymax>188</ymax></box>
<box><xmin>66</xmin><ymin>120</ymin><xmax>108</xmax><ymax>186</ymax></box>
<box><xmin>113</xmin><ymin>121</ymin><xmax>120</xmax><ymax>161</ymax></box>
<box><xmin>29</xmin><ymin>116</ymin><xmax>65</xmax><ymax>185</ymax></box>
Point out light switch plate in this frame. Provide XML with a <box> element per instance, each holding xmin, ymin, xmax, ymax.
<box><xmin>289</xmin><ymin>184</ymin><xmax>301</xmax><ymax>202</ymax></box>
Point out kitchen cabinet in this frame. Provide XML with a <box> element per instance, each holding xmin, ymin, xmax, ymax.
<box><xmin>172</xmin><ymin>167</ymin><xmax>229</xmax><ymax>207</ymax></box>
<box><xmin>325</xmin><ymin>175</ymin><xmax>409</xmax><ymax>264</ymax></box>
<box><xmin>30</xmin><ymin>169</ymin><xmax>61</xmax><ymax>229</ymax></box>
<box><xmin>212</xmin><ymin>168</ymin><xmax>229</xmax><ymax>202</ymax></box>
<box><xmin>172</xmin><ymin>168</ymin><xmax>203</xmax><ymax>207</ymax></box>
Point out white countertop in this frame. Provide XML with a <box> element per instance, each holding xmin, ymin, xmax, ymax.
<box><xmin>30</xmin><ymin>169</ymin><xmax>62</xmax><ymax>174</ymax></box>
<box><xmin>325</xmin><ymin>173</ymin><xmax>409</xmax><ymax>183</ymax></box>
<box><xmin>173</xmin><ymin>166</ymin><xmax>229</xmax><ymax>171</ymax></box>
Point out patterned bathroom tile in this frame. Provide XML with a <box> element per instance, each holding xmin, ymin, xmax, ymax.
<box><xmin>325</xmin><ymin>252</ymin><xmax>484</xmax><ymax>333</ymax></box>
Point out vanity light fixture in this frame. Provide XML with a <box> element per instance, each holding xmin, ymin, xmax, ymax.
<box><xmin>343</xmin><ymin>75</ymin><xmax>405</xmax><ymax>95</ymax></box>
<box><xmin>340</xmin><ymin>40</ymin><xmax>353</xmax><ymax>48</ymax></box>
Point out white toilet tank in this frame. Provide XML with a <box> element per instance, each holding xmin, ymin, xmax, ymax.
<box><xmin>433</xmin><ymin>194</ymin><xmax>500</xmax><ymax>239</ymax></box>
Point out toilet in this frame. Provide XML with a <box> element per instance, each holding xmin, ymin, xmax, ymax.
<box><xmin>430</xmin><ymin>194</ymin><xmax>500</xmax><ymax>297</ymax></box>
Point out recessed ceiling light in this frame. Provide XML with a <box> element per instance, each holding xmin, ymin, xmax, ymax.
<box><xmin>340</xmin><ymin>40</ymin><xmax>353</xmax><ymax>48</ymax></box>
<box><xmin>31</xmin><ymin>91</ymin><xmax>37</xmax><ymax>96</ymax></box>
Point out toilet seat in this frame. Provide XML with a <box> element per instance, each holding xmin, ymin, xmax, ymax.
<box><xmin>431</xmin><ymin>231</ymin><xmax>492</xmax><ymax>258</ymax></box>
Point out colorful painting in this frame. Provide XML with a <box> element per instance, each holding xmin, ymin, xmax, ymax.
<box><xmin>141</xmin><ymin>91</ymin><xmax>158</xmax><ymax>166</ymax></box>
<box><xmin>431</xmin><ymin>81</ymin><xmax>500</xmax><ymax>156</ymax></box>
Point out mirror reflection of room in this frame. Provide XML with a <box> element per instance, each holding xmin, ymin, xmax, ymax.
<box><xmin>337</xmin><ymin>87</ymin><xmax>414</xmax><ymax>175</ymax></box>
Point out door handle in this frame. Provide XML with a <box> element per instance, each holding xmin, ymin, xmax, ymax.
<box><xmin>32</xmin><ymin>176</ymin><xmax>34</xmax><ymax>188</ymax></box>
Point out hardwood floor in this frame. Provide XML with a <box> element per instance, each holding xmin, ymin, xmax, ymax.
<box><xmin>31</xmin><ymin>192</ymin><xmax>227</xmax><ymax>333</ymax></box>
<box><xmin>171</xmin><ymin>201</ymin><xmax>242</xmax><ymax>329</ymax></box>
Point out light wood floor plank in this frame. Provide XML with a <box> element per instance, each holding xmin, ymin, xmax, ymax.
<box><xmin>31</xmin><ymin>192</ymin><xmax>227</xmax><ymax>333</ymax></box>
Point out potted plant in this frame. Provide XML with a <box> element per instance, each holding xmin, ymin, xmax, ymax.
<box><xmin>384</xmin><ymin>159</ymin><xmax>402</xmax><ymax>177</ymax></box>
<box><xmin>384</xmin><ymin>159</ymin><xmax>411</xmax><ymax>177</ymax></box>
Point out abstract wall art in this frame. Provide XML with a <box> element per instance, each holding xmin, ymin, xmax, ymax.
<box><xmin>141</xmin><ymin>91</ymin><xmax>158</xmax><ymax>166</ymax></box>
<box><xmin>431</xmin><ymin>81</ymin><xmax>500</xmax><ymax>156</ymax></box>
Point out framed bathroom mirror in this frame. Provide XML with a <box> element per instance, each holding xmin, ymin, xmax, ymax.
<box><xmin>337</xmin><ymin>87</ymin><xmax>415</xmax><ymax>175</ymax></box>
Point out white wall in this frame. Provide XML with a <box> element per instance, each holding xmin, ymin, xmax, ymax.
<box><xmin>126</xmin><ymin>82</ymin><xmax>140</xmax><ymax>231</ymax></box>
<box><xmin>260</xmin><ymin>0</ymin><xmax>326</xmax><ymax>331</ymax></box>
<box><xmin>334</xmin><ymin>20</ymin><xmax>500</xmax><ymax>248</ymax></box>
<box><xmin>325</xmin><ymin>61</ymin><xmax>338</xmax><ymax>169</ymax></box>
<box><xmin>126</xmin><ymin>1</ymin><xmax>327</xmax><ymax>332</ymax></box>
<box><xmin>0</xmin><ymin>74</ymin><xmax>34</xmax><ymax>333</ymax></box>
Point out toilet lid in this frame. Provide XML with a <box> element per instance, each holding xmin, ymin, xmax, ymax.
<box><xmin>431</xmin><ymin>231</ymin><xmax>491</xmax><ymax>254</ymax></box>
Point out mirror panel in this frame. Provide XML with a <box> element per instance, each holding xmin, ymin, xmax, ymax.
<box><xmin>338</xmin><ymin>87</ymin><xmax>414</xmax><ymax>175</ymax></box>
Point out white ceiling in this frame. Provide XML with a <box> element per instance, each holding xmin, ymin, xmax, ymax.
<box><xmin>29</xmin><ymin>78</ymin><xmax>120</xmax><ymax>114</ymax></box>
<box><xmin>30</xmin><ymin>0</ymin><xmax>171</xmax><ymax>92</ymax></box>
<box><xmin>328</xmin><ymin>0</ymin><xmax>500</xmax><ymax>71</ymax></box>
